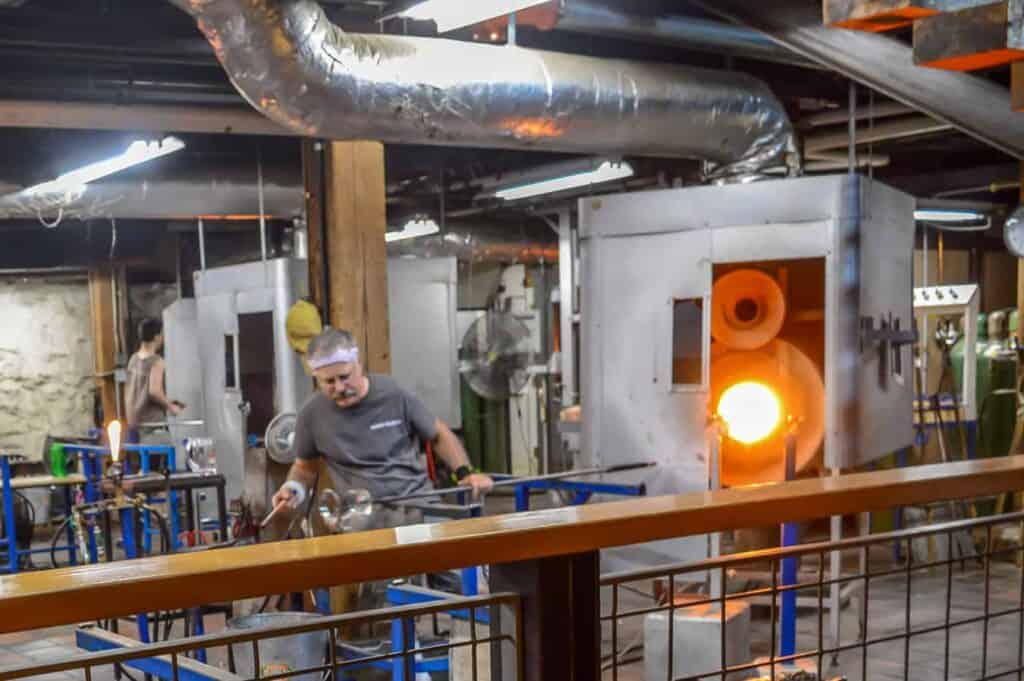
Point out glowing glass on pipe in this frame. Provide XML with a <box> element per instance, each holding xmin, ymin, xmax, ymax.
<box><xmin>716</xmin><ymin>381</ymin><xmax>782</xmax><ymax>445</ymax></box>
<box><xmin>106</xmin><ymin>420</ymin><xmax>123</xmax><ymax>464</ymax></box>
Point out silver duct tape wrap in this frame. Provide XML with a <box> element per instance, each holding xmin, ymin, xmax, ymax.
<box><xmin>170</xmin><ymin>0</ymin><xmax>798</xmax><ymax>179</ymax></box>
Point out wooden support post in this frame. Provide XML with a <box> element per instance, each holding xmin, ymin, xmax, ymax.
<box><xmin>824</xmin><ymin>0</ymin><xmax>938</xmax><ymax>32</ymax></box>
<box><xmin>914</xmin><ymin>1</ymin><xmax>1024</xmax><ymax>71</ymax></box>
<box><xmin>88</xmin><ymin>268</ymin><xmax>118</xmax><ymax>425</ymax></box>
<box><xmin>316</xmin><ymin>140</ymin><xmax>390</xmax><ymax>619</ymax></box>
<box><xmin>301</xmin><ymin>140</ymin><xmax>327</xmax><ymax>314</ymax></box>
<box><xmin>324</xmin><ymin>140</ymin><xmax>390</xmax><ymax>373</ymax></box>
<box><xmin>489</xmin><ymin>552</ymin><xmax>600</xmax><ymax>681</ymax></box>
<box><xmin>1014</xmin><ymin>62</ymin><xmax>1024</xmax><ymax>111</ymax></box>
<box><xmin>1017</xmin><ymin>162</ymin><xmax>1024</xmax><ymax>350</ymax></box>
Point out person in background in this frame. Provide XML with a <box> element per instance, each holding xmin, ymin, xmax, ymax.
<box><xmin>125</xmin><ymin>318</ymin><xmax>183</xmax><ymax>450</ymax></box>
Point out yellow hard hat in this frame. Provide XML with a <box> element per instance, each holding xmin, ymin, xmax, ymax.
<box><xmin>286</xmin><ymin>299</ymin><xmax>323</xmax><ymax>359</ymax></box>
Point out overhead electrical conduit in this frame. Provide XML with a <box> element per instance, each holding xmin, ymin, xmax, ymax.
<box><xmin>168</xmin><ymin>0</ymin><xmax>798</xmax><ymax>180</ymax></box>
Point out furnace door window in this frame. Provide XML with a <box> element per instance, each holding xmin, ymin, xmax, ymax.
<box><xmin>671</xmin><ymin>298</ymin><xmax>704</xmax><ymax>387</ymax></box>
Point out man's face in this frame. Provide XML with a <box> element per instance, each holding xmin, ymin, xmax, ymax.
<box><xmin>154</xmin><ymin>333</ymin><xmax>165</xmax><ymax>352</ymax></box>
<box><xmin>313</xmin><ymin>361</ymin><xmax>365</xmax><ymax>409</ymax></box>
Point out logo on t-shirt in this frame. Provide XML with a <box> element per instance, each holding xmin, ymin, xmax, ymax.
<box><xmin>370</xmin><ymin>419</ymin><xmax>403</xmax><ymax>431</ymax></box>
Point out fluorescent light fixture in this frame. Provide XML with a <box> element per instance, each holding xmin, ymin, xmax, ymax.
<box><xmin>386</xmin><ymin>218</ymin><xmax>440</xmax><ymax>242</ymax></box>
<box><xmin>399</xmin><ymin>0</ymin><xmax>549</xmax><ymax>32</ymax></box>
<box><xmin>914</xmin><ymin>209</ymin><xmax>986</xmax><ymax>223</ymax></box>
<box><xmin>24</xmin><ymin>136</ymin><xmax>185</xmax><ymax>196</ymax></box>
<box><xmin>494</xmin><ymin>160</ymin><xmax>634</xmax><ymax>201</ymax></box>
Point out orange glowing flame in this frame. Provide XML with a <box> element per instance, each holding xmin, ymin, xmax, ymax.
<box><xmin>717</xmin><ymin>381</ymin><xmax>782</xmax><ymax>445</ymax></box>
<box><xmin>107</xmin><ymin>420</ymin><xmax>123</xmax><ymax>464</ymax></box>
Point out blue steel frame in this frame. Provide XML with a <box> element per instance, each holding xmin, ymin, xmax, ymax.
<box><xmin>63</xmin><ymin>443</ymin><xmax>182</xmax><ymax>554</ymax></box>
<box><xmin>375</xmin><ymin>474</ymin><xmax>646</xmax><ymax>680</ymax></box>
<box><xmin>75</xmin><ymin>628</ymin><xmax>218</xmax><ymax>681</ymax></box>
<box><xmin>64</xmin><ymin>472</ymin><xmax>645</xmax><ymax>681</ymax></box>
<box><xmin>0</xmin><ymin>453</ymin><xmax>77</xmax><ymax>574</ymax></box>
<box><xmin>2</xmin><ymin>443</ymin><xmax>183</xmax><ymax>574</ymax></box>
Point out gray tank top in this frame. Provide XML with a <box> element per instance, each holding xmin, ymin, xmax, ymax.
<box><xmin>126</xmin><ymin>353</ymin><xmax>165</xmax><ymax>427</ymax></box>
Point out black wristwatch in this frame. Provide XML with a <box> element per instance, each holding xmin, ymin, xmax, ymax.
<box><xmin>453</xmin><ymin>465</ymin><xmax>474</xmax><ymax>482</ymax></box>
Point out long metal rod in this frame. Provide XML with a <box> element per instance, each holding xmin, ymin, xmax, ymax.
<box><xmin>693</xmin><ymin>0</ymin><xmax>1024</xmax><ymax>159</ymax></box>
<box><xmin>375</xmin><ymin>462</ymin><xmax>656</xmax><ymax>505</ymax></box>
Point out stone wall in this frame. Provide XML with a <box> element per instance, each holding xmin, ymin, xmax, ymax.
<box><xmin>0</xmin><ymin>277</ymin><xmax>95</xmax><ymax>459</ymax></box>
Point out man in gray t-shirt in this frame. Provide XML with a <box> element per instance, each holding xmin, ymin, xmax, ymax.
<box><xmin>272</xmin><ymin>327</ymin><xmax>493</xmax><ymax>522</ymax></box>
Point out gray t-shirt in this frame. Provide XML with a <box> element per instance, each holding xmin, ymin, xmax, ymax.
<box><xmin>294</xmin><ymin>374</ymin><xmax>439</xmax><ymax>498</ymax></box>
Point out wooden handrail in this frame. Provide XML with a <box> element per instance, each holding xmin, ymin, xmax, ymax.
<box><xmin>2</xmin><ymin>456</ymin><xmax>1024</xmax><ymax>632</ymax></box>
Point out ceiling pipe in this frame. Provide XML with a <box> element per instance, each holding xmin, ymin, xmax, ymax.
<box><xmin>800</xmin><ymin>102</ymin><xmax>916</xmax><ymax>128</ymax></box>
<box><xmin>168</xmin><ymin>0</ymin><xmax>797</xmax><ymax>180</ymax></box>
<box><xmin>386</xmin><ymin>222</ymin><xmax>558</xmax><ymax>263</ymax></box>
<box><xmin>550</xmin><ymin>0</ymin><xmax>813</xmax><ymax>68</ymax></box>
<box><xmin>693</xmin><ymin>0</ymin><xmax>1024</xmax><ymax>160</ymax></box>
<box><xmin>0</xmin><ymin>166</ymin><xmax>303</xmax><ymax>221</ymax></box>
<box><xmin>804</xmin><ymin>116</ymin><xmax>954</xmax><ymax>154</ymax></box>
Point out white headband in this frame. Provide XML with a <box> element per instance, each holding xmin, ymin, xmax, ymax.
<box><xmin>308</xmin><ymin>347</ymin><xmax>359</xmax><ymax>370</ymax></box>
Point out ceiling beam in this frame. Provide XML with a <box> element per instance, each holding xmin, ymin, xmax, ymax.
<box><xmin>1015</xmin><ymin>62</ymin><xmax>1024</xmax><ymax>110</ymax></box>
<box><xmin>695</xmin><ymin>0</ymin><xmax>1024</xmax><ymax>159</ymax></box>
<box><xmin>823</xmin><ymin>0</ymin><xmax>1002</xmax><ymax>32</ymax></box>
<box><xmin>0</xmin><ymin>99</ymin><xmax>291</xmax><ymax>137</ymax></box>
<box><xmin>913</xmin><ymin>1</ymin><xmax>1024</xmax><ymax>71</ymax></box>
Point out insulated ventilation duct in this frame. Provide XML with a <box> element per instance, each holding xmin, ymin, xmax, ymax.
<box><xmin>169</xmin><ymin>0</ymin><xmax>797</xmax><ymax>180</ymax></box>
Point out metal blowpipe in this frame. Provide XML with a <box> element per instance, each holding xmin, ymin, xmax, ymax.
<box><xmin>375</xmin><ymin>461</ymin><xmax>657</xmax><ymax>505</ymax></box>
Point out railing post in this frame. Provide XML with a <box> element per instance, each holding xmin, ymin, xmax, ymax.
<box><xmin>490</xmin><ymin>550</ymin><xmax>600</xmax><ymax>681</ymax></box>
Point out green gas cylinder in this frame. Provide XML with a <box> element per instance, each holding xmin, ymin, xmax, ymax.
<box><xmin>952</xmin><ymin>310</ymin><xmax>1018</xmax><ymax>459</ymax></box>
<box><xmin>48</xmin><ymin>441</ymin><xmax>66</xmax><ymax>478</ymax></box>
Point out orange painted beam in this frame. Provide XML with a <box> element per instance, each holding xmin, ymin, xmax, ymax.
<box><xmin>918</xmin><ymin>48</ymin><xmax>1024</xmax><ymax>71</ymax></box>
<box><xmin>3</xmin><ymin>456</ymin><xmax>1024</xmax><ymax>632</ymax></box>
<box><xmin>824</xmin><ymin>0</ymin><xmax>938</xmax><ymax>32</ymax></box>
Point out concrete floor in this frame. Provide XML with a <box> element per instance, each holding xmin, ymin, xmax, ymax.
<box><xmin>603</xmin><ymin>547</ymin><xmax>1024</xmax><ymax>681</ymax></box>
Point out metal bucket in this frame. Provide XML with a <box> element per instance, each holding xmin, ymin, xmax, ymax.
<box><xmin>229</xmin><ymin>612</ymin><xmax>328</xmax><ymax>681</ymax></box>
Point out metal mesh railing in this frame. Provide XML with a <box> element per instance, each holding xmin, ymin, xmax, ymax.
<box><xmin>602</xmin><ymin>507</ymin><xmax>1024</xmax><ymax>681</ymax></box>
<box><xmin>0</xmin><ymin>592</ymin><xmax>520</xmax><ymax>681</ymax></box>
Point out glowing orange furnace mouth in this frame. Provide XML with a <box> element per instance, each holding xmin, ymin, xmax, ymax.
<box><xmin>717</xmin><ymin>381</ymin><xmax>782</xmax><ymax>445</ymax></box>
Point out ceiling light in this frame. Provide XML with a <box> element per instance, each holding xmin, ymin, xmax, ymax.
<box><xmin>914</xmin><ymin>209</ymin><xmax>986</xmax><ymax>223</ymax></box>
<box><xmin>386</xmin><ymin>218</ymin><xmax>440</xmax><ymax>242</ymax></box>
<box><xmin>494</xmin><ymin>160</ymin><xmax>634</xmax><ymax>201</ymax></box>
<box><xmin>24</xmin><ymin>136</ymin><xmax>185</xmax><ymax>196</ymax></box>
<box><xmin>399</xmin><ymin>0</ymin><xmax>549</xmax><ymax>32</ymax></box>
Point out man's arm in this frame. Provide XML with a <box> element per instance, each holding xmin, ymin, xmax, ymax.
<box><xmin>271</xmin><ymin>457</ymin><xmax>320</xmax><ymax>509</ymax></box>
<box><xmin>430</xmin><ymin>419</ymin><xmax>493</xmax><ymax>498</ymax></box>
<box><xmin>271</xmin><ymin>406</ymin><xmax>321</xmax><ymax>510</ymax></box>
<box><xmin>148</xmin><ymin>358</ymin><xmax>182</xmax><ymax>416</ymax></box>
